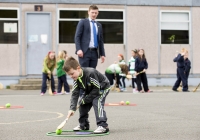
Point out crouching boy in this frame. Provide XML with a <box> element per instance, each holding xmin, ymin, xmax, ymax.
<box><xmin>63</xmin><ymin>57</ymin><xmax>110</xmax><ymax>134</ymax></box>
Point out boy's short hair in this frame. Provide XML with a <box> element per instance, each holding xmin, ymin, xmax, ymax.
<box><xmin>89</xmin><ymin>5</ymin><xmax>98</xmax><ymax>11</ymax></box>
<box><xmin>63</xmin><ymin>57</ymin><xmax>80</xmax><ymax>72</ymax></box>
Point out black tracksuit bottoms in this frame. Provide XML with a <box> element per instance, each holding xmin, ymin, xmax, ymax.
<box><xmin>79</xmin><ymin>89</ymin><xmax>109</xmax><ymax>128</ymax></box>
<box><xmin>173</xmin><ymin>67</ymin><xmax>188</xmax><ymax>91</ymax></box>
<box><xmin>132</xmin><ymin>78</ymin><xmax>137</xmax><ymax>88</ymax></box>
<box><xmin>57</xmin><ymin>75</ymin><xmax>70</xmax><ymax>93</ymax></box>
<box><xmin>136</xmin><ymin>72</ymin><xmax>149</xmax><ymax>92</ymax></box>
<box><xmin>41</xmin><ymin>73</ymin><xmax>55</xmax><ymax>93</ymax></box>
<box><xmin>105</xmin><ymin>73</ymin><xmax>120</xmax><ymax>88</ymax></box>
<box><xmin>185</xmin><ymin>71</ymin><xmax>190</xmax><ymax>90</ymax></box>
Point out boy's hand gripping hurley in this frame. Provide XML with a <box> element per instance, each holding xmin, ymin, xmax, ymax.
<box><xmin>57</xmin><ymin>106</ymin><xmax>80</xmax><ymax>130</ymax></box>
<box><xmin>57</xmin><ymin>93</ymin><xmax>85</xmax><ymax>130</ymax></box>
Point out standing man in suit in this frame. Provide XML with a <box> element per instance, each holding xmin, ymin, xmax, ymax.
<box><xmin>75</xmin><ymin>5</ymin><xmax>105</xmax><ymax>69</ymax></box>
<box><xmin>73</xmin><ymin>5</ymin><xmax>106</xmax><ymax>132</ymax></box>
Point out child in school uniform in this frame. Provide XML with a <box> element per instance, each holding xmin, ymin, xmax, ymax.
<box><xmin>172</xmin><ymin>48</ymin><xmax>189</xmax><ymax>92</ymax></box>
<box><xmin>105</xmin><ymin>63</ymin><xmax>129</xmax><ymax>92</ymax></box>
<box><xmin>56</xmin><ymin>51</ymin><xmax>70</xmax><ymax>95</ymax></box>
<box><xmin>184</xmin><ymin>52</ymin><xmax>191</xmax><ymax>90</ymax></box>
<box><xmin>118</xmin><ymin>54</ymin><xmax>127</xmax><ymax>91</ymax></box>
<box><xmin>135</xmin><ymin>49</ymin><xmax>151</xmax><ymax>93</ymax></box>
<box><xmin>63</xmin><ymin>57</ymin><xmax>110</xmax><ymax>134</ymax></box>
<box><xmin>41</xmin><ymin>51</ymin><xmax>56</xmax><ymax>96</ymax></box>
<box><xmin>128</xmin><ymin>49</ymin><xmax>138</xmax><ymax>93</ymax></box>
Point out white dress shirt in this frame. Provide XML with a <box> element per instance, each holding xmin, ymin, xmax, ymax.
<box><xmin>89</xmin><ymin>17</ymin><xmax>98</xmax><ymax>48</ymax></box>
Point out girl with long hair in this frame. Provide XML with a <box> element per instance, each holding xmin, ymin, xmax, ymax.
<box><xmin>56</xmin><ymin>51</ymin><xmax>70</xmax><ymax>94</ymax></box>
<box><xmin>135</xmin><ymin>49</ymin><xmax>151</xmax><ymax>93</ymax></box>
<box><xmin>41</xmin><ymin>51</ymin><xmax>56</xmax><ymax>96</ymax></box>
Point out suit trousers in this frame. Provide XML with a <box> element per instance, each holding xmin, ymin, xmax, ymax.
<box><xmin>78</xmin><ymin>48</ymin><xmax>98</xmax><ymax>69</ymax></box>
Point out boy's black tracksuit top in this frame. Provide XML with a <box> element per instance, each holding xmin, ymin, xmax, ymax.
<box><xmin>70</xmin><ymin>67</ymin><xmax>110</xmax><ymax>111</ymax></box>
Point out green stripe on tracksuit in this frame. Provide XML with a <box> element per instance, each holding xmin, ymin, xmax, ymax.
<box><xmin>79</xmin><ymin>89</ymin><xmax>110</xmax><ymax>128</ymax></box>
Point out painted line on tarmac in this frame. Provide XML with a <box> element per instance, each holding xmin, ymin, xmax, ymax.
<box><xmin>0</xmin><ymin>94</ymin><xmax>71</xmax><ymax>97</ymax></box>
<box><xmin>0</xmin><ymin>95</ymin><xmax>39</xmax><ymax>97</ymax></box>
<box><xmin>0</xmin><ymin>110</ymin><xmax>64</xmax><ymax>125</ymax></box>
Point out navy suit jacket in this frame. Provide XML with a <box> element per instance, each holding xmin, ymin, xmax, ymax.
<box><xmin>74</xmin><ymin>18</ymin><xmax>105</xmax><ymax>58</ymax></box>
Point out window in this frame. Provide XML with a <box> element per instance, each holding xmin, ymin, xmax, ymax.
<box><xmin>58</xmin><ymin>9</ymin><xmax>124</xmax><ymax>44</ymax></box>
<box><xmin>59</xmin><ymin>21</ymin><xmax>78</xmax><ymax>43</ymax></box>
<box><xmin>0</xmin><ymin>9</ymin><xmax>19</xmax><ymax>44</ymax></box>
<box><xmin>160</xmin><ymin>11</ymin><xmax>190</xmax><ymax>44</ymax></box>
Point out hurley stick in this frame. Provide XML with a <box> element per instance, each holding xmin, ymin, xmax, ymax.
<box><xmin>48</xmin><ymin>74</ymin><xmax>53</xmax><ymax>95</ymax></box>
<box><xmin>193</xmin><ymin>83</ymin><xmax>200</xmax><ymax>92</ymax></box>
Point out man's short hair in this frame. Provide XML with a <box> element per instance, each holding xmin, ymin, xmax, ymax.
<box><xmin>89</xmin><ymin>5</ymin><xmax>98</xmax><ymax>11</ymax></box>
<box><xmin>63</xmin><ymin>57</ymin><xmax>80</xmax><ymax>72</ymax></box>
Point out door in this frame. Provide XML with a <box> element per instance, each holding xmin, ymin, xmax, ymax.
<box><xmin>27</xmin><ymin>13</ymin><xmax>51</xmax><ymax>75</ymax></box>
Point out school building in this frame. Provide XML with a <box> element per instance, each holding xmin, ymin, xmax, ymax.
<box><xmin>0</xmin><ymin>0</ymin><xmax>200</xmax><ymax>88</ymax></box>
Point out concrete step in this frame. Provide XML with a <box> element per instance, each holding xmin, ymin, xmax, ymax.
<box><xmin>10</xmin><ymin>84</ymin><xmax>72</xmax><ymax>90</ymax></box>
<box><xmin>10</xmin><ymin>84</ymin><xmax>43</xmax><ymax>90</ymax></box>
<box><xmin>10</xmin><ymin>79</ymin><xmax>72</xmax><ymax>90</ymax></box>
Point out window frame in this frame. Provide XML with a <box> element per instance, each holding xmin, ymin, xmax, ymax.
<box><xmin>0</xmin><ymin>7</ymin><xmax>20</xmax><ymax>44</ymax></box>
<box><xmin>160</xmin><ymin>10</ymin><xmax>191</xmax><ymax>45</ymax></box>
<box><xmin>57</xmin><ymin>8</ymin><xmax>125</xmax><ymax>44</ymax></box>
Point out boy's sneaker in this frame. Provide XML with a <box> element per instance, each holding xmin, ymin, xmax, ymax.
<box><xmin>73</xmin><ymin>125</ymin><xmax>82</xmax><ymax>131</ymax></box>
<box><xmin>139</xmin><ymin>90</ymin><xmax>144</xmax><ymax>93</ymax></box>
<box><xmin>53</xmin><ymin>92</ymin><xmax>57</xmax><ymax>95</ymax></box>
<box><xmin>40</xmin><ymin>93</ymin><xmax>44</xmax><ymax>96</ymax></box>
<box><xmin>73</xmin><ymin>125</ymin><xmax>89</xmax><ymax>131</ymax></box>
<box><xmin>93</xmin><ymin>126</ymin><xmax>109</xmax><ymax>134</ymax></box>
